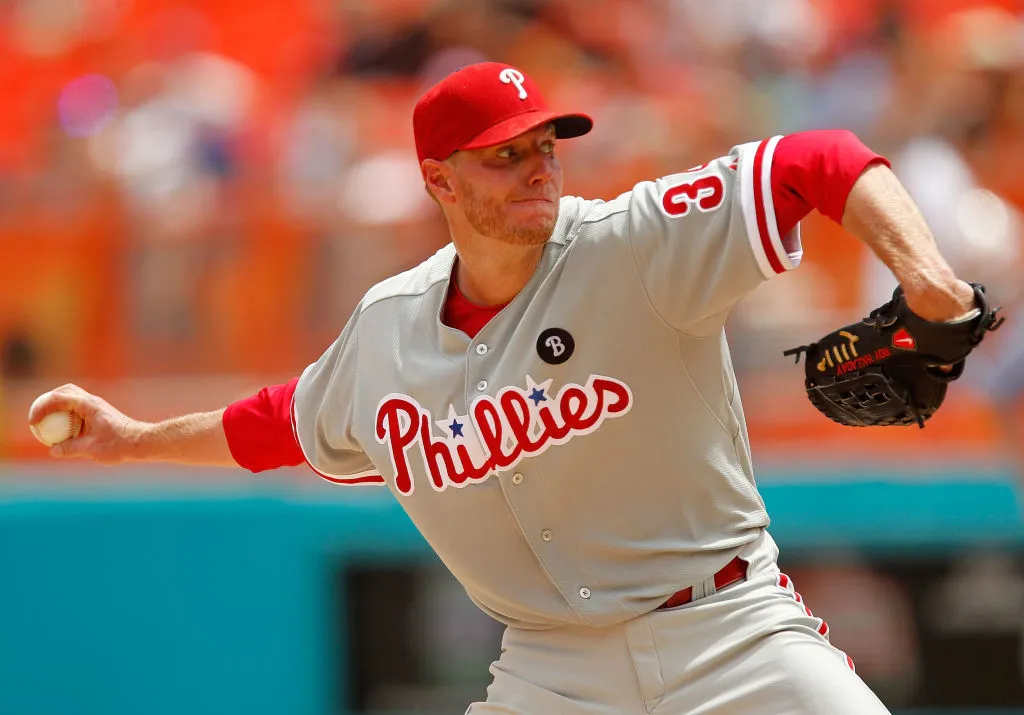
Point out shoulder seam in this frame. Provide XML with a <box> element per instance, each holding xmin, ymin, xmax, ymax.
<box><xmin>622</xmin><ymin>196</ymin><xmax>690</xmax><ymax>335</ymax></box>
<box><xmin>621</xmin><ymin>182</ymin><xmax>723</xmax><ymax>341</ymax></box>
<box><xmin>358</xmin><ymin>247</ymin><xmax>454</xmax><ymax>313</ymax></box>
<box><xmin>578</xmin><ymin>194</ymin><xmax>631</xmax><ymax>225</ymax></box>
<box><xmin>359</xmin><ymin>277</ymin><xmax>446</xmax><ymax>314</ymax></box>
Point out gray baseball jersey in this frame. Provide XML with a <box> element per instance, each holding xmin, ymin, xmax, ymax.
<box><xmin>292</xmin><ymin>136</ymin><xmax>802</xmax><ymax>630</ymax></box>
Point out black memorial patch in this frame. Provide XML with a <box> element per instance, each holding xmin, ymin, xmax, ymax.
<box><xmin>536</xmin><ymin>328</ymin><xmax>575</xmax><ymax>365</ymax></box>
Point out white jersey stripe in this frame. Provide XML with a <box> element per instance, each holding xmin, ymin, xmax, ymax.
<box><xmin>740</xmin><ymin>136</ymin><xmax>802</xmax><ymax>279</ymax></box>
<box><xmin>739</xmin><ymin>142</ymin><xmax>777</xmax><ymax>280</ymax></box>
<box><xmin>759</xmin><ymin>135</ymin><xmax>802</xmax><ymax>272</ymax></box>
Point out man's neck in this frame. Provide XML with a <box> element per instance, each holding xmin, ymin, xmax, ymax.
<box><xmin>453</xmin><ymin>239</ymin><xmax>545</xmax><ymax>307</ymax></box>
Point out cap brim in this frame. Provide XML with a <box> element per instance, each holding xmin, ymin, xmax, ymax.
<box><xmin>460</xmin><ymin>110</ymin><xmax>593</xmax><ymax>152</ymax></box>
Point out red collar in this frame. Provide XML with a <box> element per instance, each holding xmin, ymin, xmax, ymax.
<box><xmin>442</xmin><ymin>278</ymin><xmax>509</xmax><ymax>339</ymax></box>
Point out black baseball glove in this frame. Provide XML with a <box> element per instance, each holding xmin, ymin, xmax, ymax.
<box><xmin>783</xmin><ymin>283</ymin><xmax>1004</xmax><ymax>428</ymax></box>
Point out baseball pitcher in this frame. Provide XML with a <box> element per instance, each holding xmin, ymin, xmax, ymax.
<box><xmin>30</xmin><ymin>63</ymin><xmax>1001</xmax><ymax>714</ymax></box>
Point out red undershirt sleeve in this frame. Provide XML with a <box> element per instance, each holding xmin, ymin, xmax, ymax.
<box><xmin>770</xmin><ymin>129</ymin><xmax>891</xmax><ymax>238</ymax></box>
<box><xmin>223</xmin><ymin>377</ymin><xmax>304</xmax><ymax>473</ymax></box>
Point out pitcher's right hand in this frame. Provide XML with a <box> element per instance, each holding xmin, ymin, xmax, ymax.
<box><xmin>28</xmin><ymin>384</ymin><xmax>143</xmax><ymax>463</ymax></box>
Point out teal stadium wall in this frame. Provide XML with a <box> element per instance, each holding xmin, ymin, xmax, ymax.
<box><xmin>0</xmin><ymin>468</ymin><xmax>1022</xmax><ymax>715</ymax></box>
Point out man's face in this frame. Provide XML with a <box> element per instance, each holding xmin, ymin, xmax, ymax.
<box><xmin>444</xmin><ymin>124</ymin><xmax>563</xmax><ymax>246</ymax></box>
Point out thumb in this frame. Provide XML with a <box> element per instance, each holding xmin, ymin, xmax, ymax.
<box><xmin>50</xmin><ymin>434</ymin><xmax>94</xmax><ymax>460</ymax></box>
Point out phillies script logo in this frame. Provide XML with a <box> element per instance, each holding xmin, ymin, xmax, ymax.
<box><xmin>375</xmin><ymin>375</ymin><xmax>633</xmax><ymax>495</ymax></box>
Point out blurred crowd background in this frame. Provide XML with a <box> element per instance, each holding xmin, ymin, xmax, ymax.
<box><xmin>2</xmin><ymin>0</ymin><xmax>1024</xmax><ymax>462</ymax></box>
<box><xmin>3</xmin><ymin>1</ymin><xmax>1024</xmax><ymax>714</ymax></box>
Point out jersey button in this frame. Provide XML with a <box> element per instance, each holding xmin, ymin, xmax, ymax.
<box><xmin>477</xmin><ymin>380</ymin><xmax>488</xmax><ymax>391</ymax></box>
<box><xmin>476</xmin><ymin>344</ymin><xmax>488</xmax><ymax>355</ymax></box>
<box><xmin>541</xmin><ymin>529</ymin><xmax>552</xmax><ymax>542</ymax></box>
<box><xmin>579</xmin><ymin>587</ymin><xmax>591</xmax><ymax>599</ymax></box>
<box><xmin>511</xmin><ymin>472</ymin><xmax>524</xmax><ymax>485</ymax></box>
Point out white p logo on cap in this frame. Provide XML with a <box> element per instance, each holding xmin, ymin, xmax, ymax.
<box><xmin>499</xmin><ymin>68</ymin><xmax>527</xmax><ymax>100</ymax></box>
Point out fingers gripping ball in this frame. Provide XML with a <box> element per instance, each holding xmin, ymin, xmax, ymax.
<box><xmin>30</xmin><ymin>410</ymin><xmax>83</xmax><ymax>446</ymax></box>
<box><xmin>784</xmin><ymin>283</ymin><xmax>1004</xmax><ymax>428</ymax></box>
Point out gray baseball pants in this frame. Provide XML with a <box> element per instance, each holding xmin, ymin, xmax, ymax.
<box><xmin>467</xmin><ymin>531</ymin><xmax>890</xmax><ymax>715</ymax></box>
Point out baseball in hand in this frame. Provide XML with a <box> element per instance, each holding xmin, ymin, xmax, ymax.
<box><xmin>30</xmin><ymin>411</ymin><xmax>83</xmax><ymax>447</ymax></box>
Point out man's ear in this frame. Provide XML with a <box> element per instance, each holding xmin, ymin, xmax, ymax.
<box><xmin>422</xmin><ymin>159</ymin><xmax>456</xmax><ymax>204</ymax></box>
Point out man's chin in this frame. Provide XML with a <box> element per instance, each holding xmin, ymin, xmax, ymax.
<box><xmin>507</xmin><ymin>218</ymin><xmax>555</xmax><ymax>245</ymax></box>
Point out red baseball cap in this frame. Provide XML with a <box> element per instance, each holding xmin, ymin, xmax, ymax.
<box><xmin>413</xmin><ymin>62</ymin><xmax>593</xmax><ymax>165</ymax></box>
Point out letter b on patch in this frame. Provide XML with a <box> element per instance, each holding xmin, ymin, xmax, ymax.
<box><xmin>537</xmin><ymin>328</ymin><xmax>575</xmax><ymax>365</ymax></box>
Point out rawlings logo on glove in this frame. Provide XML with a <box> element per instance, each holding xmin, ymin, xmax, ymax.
<box><xmin>784</xmin><ymin>283</ymin><xmax>1004</xmax><ymax>428</ymax></box>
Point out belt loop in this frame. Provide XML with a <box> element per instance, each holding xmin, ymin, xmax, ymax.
<box><xmin>689</xmin><ymin>580</ymin><xmax>705</xmax><ymax>601</ymax></box>
<box><xmin>690</xmin><ymin>575</ymin><xmax>717</xmax><ymax>602</ymax></box>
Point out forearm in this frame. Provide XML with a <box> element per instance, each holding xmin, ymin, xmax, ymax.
<box><xmin>132</xmin><ymin>409</ymin><xmax>237</xmax><ymax>467</ymax></box>
<box><xmin>31</xmin><ymin>384</ymin><xmax>243</xmax><ymax>467</ymax></box>
<box><xmin>841</xmin><ymin>163</ymin><xmax>956</xmax><ymax>291</ymax></box>
<box><xmin>841</xmin><ymin>163</ymin><xmax>973</xmax><ymax>320</ymax></box>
